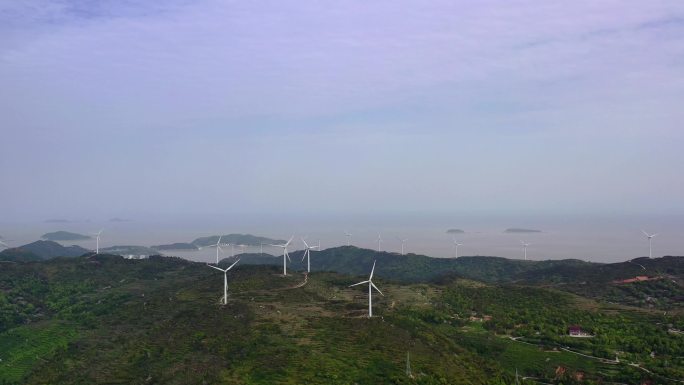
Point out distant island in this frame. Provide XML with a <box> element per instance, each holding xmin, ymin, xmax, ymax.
<box><xmin>504</xmin><ymin>228</ymin><xmax>542</xmax><ymax>233</ymax></box>
<box><xmin>446</xmin><ymin>229</ymin><xmax>465</xmax><ymax>234</ymax></box>
<box><xmin>153</xmin><ymin>234</ymin><xmax>286</xmax><ymax>250</ymax></box>
<box><xmin>41</xmin><ymin>231</ymin><xmax>91</xmax><ymax>241</ymax></box>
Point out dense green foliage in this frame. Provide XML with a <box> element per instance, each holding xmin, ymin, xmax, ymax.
<box><xmin>0</xmin><ymin>254</ymin><xmax>682</xmax><ymax>384</ymax></box>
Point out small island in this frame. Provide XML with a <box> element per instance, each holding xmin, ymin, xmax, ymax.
<box><xmin>41</xmin><ymin>231</ymin><xmax>91</xmax><ymax>241</ymax></box>
<box><xmin>446</xmin><ymin>229</ymin><xmax>465</xmax><ymax>234</ymax></box>
<box><xmin>504</xmin><ymin>228</ymin><xmax>542</xmax><ymax>233</ymax></box>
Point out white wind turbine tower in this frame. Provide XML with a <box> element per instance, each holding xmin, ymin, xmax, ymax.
<box><xmin>642</xmin><ymin>230</ymin><xmax>658</xmax><ymax>258</ymax></box>
<box><xmin>376</xmin><ymin>234</ymin><xmax>382</xmax><ymax>252</ymax></box>
<box><xmin>521</xmin><ymin>241</ymin><xmax>531</xmax><ymax>260</ymax></box>
<box><xmin>205</xmin><ymin>235</ymin><xmax>226</xmax><ymax>264</ymax></box>
<box><xmin>344</xmin><ymin>231</ymin><xmax>352</xmax><ymax>246</ymax></box>
<box><xmin>301</xmin><ymin>238</ymin><xmax>319</xmax><ymax>273</ymax></box>
<box><xmin>349</xmin><ymin>260</ymin><xmax>383</xmax><ymax>318</ymax></box>
<box><xmin>91</xmin><ymin>229</ymin><xmax>104</xmax><ymax>254</ymax></box>
<box><xmin>271</xmin><ymin>236</ymin><xmax>294</xmax><ymax>276</ymax></box>
<box><xmin>453</xmin><ymin>240</ymin><xmax>462</xmax><ymax>258</ymax></box>
<box><xmin>398</xmin><ymin>237</ymin><xmax>407</xmax><ymax>255</ymax></box>
<box><xmin>206</xmin><ymin>259</ymin><xmax>240</xmax><ymax>305</ymax></box>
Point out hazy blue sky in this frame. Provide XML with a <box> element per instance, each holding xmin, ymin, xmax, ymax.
<box><xmin>1</xmin><ymin>1</ymin><xmax>683</xmax><ymax>222</ymax></box>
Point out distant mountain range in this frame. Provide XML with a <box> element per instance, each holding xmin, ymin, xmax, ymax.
<box><xmin>0</xmin><ymin>240</ymin><xmax>89</xmax><ymax>261</ymax></box>
<box><xmin>41</xmin><ymin>231</ymin><xmax>91</xmax><ymax>241</ymax></box>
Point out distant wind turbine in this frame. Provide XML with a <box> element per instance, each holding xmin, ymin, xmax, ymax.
<box><xmin>521</xmin><ymin>241</ymin><xmax>531</xmax><ymax>261</ymax></box>
<box><xmin>206</xmin><ymin>259</ymin><xmax>239</xmax><ymax>305</ymax></box>
<box><xmin>238</xmin><ymin>244</ymin><xmax>247</xmax><ymax>255</ymax></box>
<box><xmin>271</xmin><ymin>236</ymin><xmax>294</xmax><ymax>276</ymax></box>
<box><xmin>642</xmin><ymin>230</ymin><xmax>658</xmax><ymax>258</ymax></box>
<box><xmin>91</xmin><ymin>229</ymin><xmax>104</xmax><ymax>254</ymax></box>
<box><xmin>301</xmin><ymin>238</ymin><xmax>320</xmax><ymax>273</ymax></box>
<box><xmin>398</xmin><ymin>237</ymin><xmax>407</xmax><ymax>255</ymax></box>
<box><xmin>349</xmin><ymin>260</ymin><xmax>383</xmax><ymax>318</ymax></box>
<box><xmin>0</xmin><ymin>240</ymin><xmax>10</xmax><ymax>249</ymax></box>
<box><xmin>344</xmin><ymin>231</ymin><xmax>352</xmax><ymax>246</ymax></box>
<box><xmin>205</xmin><ymin>235</ymin><xmax>226</xmax><ymax>264</ymax></box>
<box><xmin>377</xmin><ymin>234</ymin><xmax>382</xmax><ymax>252</ymax></box>
<box><xmin>453</xmin><ymin>240</ymin><xmax>463</xmax><ymax>258</ymax></box>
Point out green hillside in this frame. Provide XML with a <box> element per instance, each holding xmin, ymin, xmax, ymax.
<box><xmin>0</xmin><ymin>240</ymin><xmax>89</xmax><ymax>261</ymax></box>
<box><xmin>1</xmin><ymin>255</ymin><xmax>682</xmax><ymax>384</ymax></box>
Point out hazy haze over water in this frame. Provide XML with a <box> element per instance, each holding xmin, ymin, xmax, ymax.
<box><xmin>1</xmin><ymin>213</ymin><xmax>682</xmax><ymax>263</ymax></box>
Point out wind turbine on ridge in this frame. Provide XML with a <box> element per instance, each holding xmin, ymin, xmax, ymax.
<box><xmin>205</xmin><ymin>235</ymin><xmax>226</xmax><ymax>264</ymax></box>
<box><xmin>453</xmin><ymin>239</ymin><xmax>463</xmax><ymax>258</ymax></box>
<box><xmin>301</xmin><ymin>238</ymin><xmax>319</xmax><ymax>273</ymax></box>
<box><xmin>271</xmin><ymin>236</ymin><xmax>294</xmax><ymax>276</ymax></box>
<box><xmin>206</xmin><ymin>259</ymin><xmax>240</xmax><ymax>305</ymax></box>
<box><xmin>376</xmin><ymin>234</ymin><xmax>382</xmax><ymax>252</ymax></box>
<box><xmin>398</xmin><ymin>237</ymin><xmax>407</xmax><ymax>255</ymax></box>
<box><xmin>642</xmin><ymin>230</ymin><xmax>658</xmax><ymax>258</ymax></box>
<box><xmin>520</xmin><ymin>241</ymin><xmax>531</xmax><ymax>261</ymax></box>
<box><xmin>349</xmin><ymin>260</ymin><xmax>383</xmax><ymax>318</ymax></box>
<box><xmin>91</xmin><ymin>229</ymin><xmax>104</xmax><ymax>254</ymax></box>
<box><xmin>344</xmin><ymin>231</ymin><xmax>352</xmax><ymax>246</ymax></box>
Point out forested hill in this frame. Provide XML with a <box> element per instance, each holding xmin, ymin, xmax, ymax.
<box><xmin>2</xmin><ymin>253</ymin><xmax>683</xmax><ymax>384</ymax></box>
<box><xmin>222</xmin><ymin>246</ymin><xmax>684</xmax><ymax>284</ymax></box>
<box><xmin>222</xmin><ymin>246</ymin><xmax>597</xmax><ymax>282</ymax></box>
<box><xmin>0</xmin><ymin>240</ymin><xmax>89</xmax><ymax>262</ymax></box>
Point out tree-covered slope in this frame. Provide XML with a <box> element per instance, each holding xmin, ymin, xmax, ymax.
<box><xmin>1</xmin><ymin>255</ymin><xmax>681</xmax><ymax>384</ymax></box>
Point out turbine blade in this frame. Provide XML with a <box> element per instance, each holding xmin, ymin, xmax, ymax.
<box><xmin>286</xmin><ymin>236</ymin><xmax>294</xmax><ymax>246</ymax></box>
<box><xmin>642</xmin><ymin>230</ymin><xmax>649</xmax><ymax>237</ymax></box>
<box><xmin>207</xmin><ymin>264</ymin><xmax>225</xmax><ymax>272</ymax></box>
<box><xmin>349</xmin><ymin>280</ymin><xmax>369</xmax><ymax>287</ymax></box>
<box><xmin>371</xmin><ymin>281</ymin><xmax>383</xmax><ymax>296</ymax></box>
<box><xmin>302</xmin><ymin>238</ymin><xmax>309</xmax><ymax>248</ymax></box>
<box><xmin>369</xmin><ymin>260</ymin><xmax>376</xmax><ymax>279</ymax></box>
<box><xmin>226</xmin><ymin>259</ymin><xmax>240</xmax><ymax>271</ymax></box>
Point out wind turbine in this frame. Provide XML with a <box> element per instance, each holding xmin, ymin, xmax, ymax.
<box><xmin>398</xmin><ymin>237</ymin><xmax>407</xmax><ymax>255</ymax></box>
<box><xmin>521</xmin><ymin>241</ymin><xmax>530</xmax><ymax>260</ymax></box>
<box><xmin>206</xmin><ymin>235</ymin><xmax>226</xmax><ymax>264</ymax></box>
<box><xmin>271</xmin><ymin>236</ymin><xmax>294</xmax><ymax>276</ymax></box>
<box><xmin>301</xmin><ymin>238</ymin><xmax>320</xmax><ymax>273</ymax></box>
<box><xmin>376</xmin><ymin>234</ymin><xmax>382</xmax><ymax>252</ymax></box>
<box><xmin>0</xmin><ymin>240</ymin><xmax>10</xmax><ymax>249</ymax></box>
<box><xmin>206</xmin><ymin>259</ymin><xmax>240</xmax><ymax>305</ymax></box>
<box><xmin>453</xmin><ymin>240</ymin><xmax>462</xmax><ymax>258</ymax></box>
<box><xmin>642</xmin><ymin>230</ymin><xmax>658</xmax><ymax>258</ymax></box>
<box><xmin>349</xmin><ymin>260</ymin><xmax>383</xmax><ymax>318</ymax></box>
<box><xmin>344</xmin><ymin>231</ymin><xmax>352</xmax><ymax>246</ymax></box>
<box><xmin>91</xmin><ymin>229</ymin><xmax>103</xmax><ymax>254</ymax></box>
<box><xmin>238</xmin><ymin>244</ymin><xmax>247</xmax><ymax>255</ymax></box>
